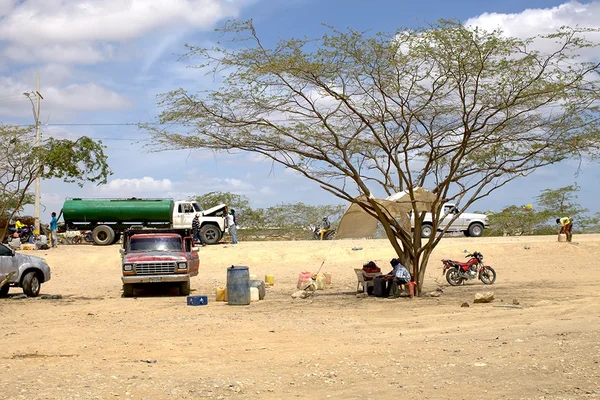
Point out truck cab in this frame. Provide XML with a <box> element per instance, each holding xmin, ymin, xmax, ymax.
<box><xmin>120</xmin><ymin>229</ymin><xmax>199</xmax><ymax>297</ymax></box>
<box><xmin>411</xmin><ymin>203</ymin><xmax>489</xmax><ymax>238</ymax></box>
<box><xmin>173</xmin><ymin>202</ymin><xmax>228</xmax><ymax>244</ymax></box>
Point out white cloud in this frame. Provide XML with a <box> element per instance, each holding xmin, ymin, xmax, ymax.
<box><xmin>3</xmin><ymin>43</ymin><xmax>112</xmax><ymax>65</ymax></box>
<box><xmin>96</xmin><ymin>177</ymin><xmax>173</xmax><ymax>195</ymax></box>
<box><xmin>1</xmin><ymin>0</ymin><xmax>243</xmax><ymax>44</ymax></box>
<box><xmin>0</xmin><ymin>0</ymin><xmax>14</xmax><ymax>17</ymax></box>
<box><xmin>465</xmin><ymin>1</ymin><xmax>600</xmax><ymax>38</ymax></box>
<box><xmin>0</xmin><ymin>77</ymin><xmax>132</xmax><ymax>118</ymax></box>
<box><xmin>46</xmin><ymin>83</ymin><xmax>132</xmax><ymax>111</ymax></box>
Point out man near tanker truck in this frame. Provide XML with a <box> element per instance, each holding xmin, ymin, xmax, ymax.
<box><xmin>59</xmin><ymin>198</ymin><xmax>228</xmax><ymax>245</ymax></box>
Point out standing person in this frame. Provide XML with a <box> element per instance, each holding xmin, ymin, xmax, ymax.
<box><xmin>50</xmin><ymin>212</ymin><xmax>58</xmax><ymax>248</ymax></box>
<box><xmin>556</xmin><ymin>217</ymin><xmax>573</xmax><ymax>242</ymax></box>
<box><xmin>192</xmin><ymin>213</ymin><xmax>206</xmax><ymax>246</ymax></box>
<box><xmin>226</xmin><ymin>209</ymin><xmax>238</xmax><ymax>245</ymax></box>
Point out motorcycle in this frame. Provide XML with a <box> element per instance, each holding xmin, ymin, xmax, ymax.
<box><xmin>69</xmin><ymin>231</ymin><xmax>93</xmax><ymax>245</ymax></box>
<box><xmin>442</xmin><ymin>251</ymin><xmax>496</xmax><ymax>286</ymax></box>
<box><xmin>310</xmin><ymin>224</ymin><xmax>336</xmax><ymax>240</ymax></box>
<box><xmin>6</xmin><ymin>225</ymin><xmax>35</xmax><ymax>244</ymax></box>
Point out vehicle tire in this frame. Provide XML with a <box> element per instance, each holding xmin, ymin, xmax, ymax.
<box><xmin>463</xmin><ymin>230</ymin><xmax>470</xmax><ymax>237</ymax></box>
<box><xmin>22</xmin><ymin>271</ymin><xmax>41</xmax><ymax>297</ymax></box>
<box><xmin>421</xmin><ymin>224</ymin><xmax>434</xmax><ymax>238</ymax></box>
<box><xmin>71</xmin><ymin>236</ymin><xmax>82</xmax><ymax>245</ymax></box>
<box><xmin>445</xmin><ymin>269</ymin><xmax>463</xmax><ymax>286</ymax></box>
<box><xmin>479</xmin><ymin>266</ymin><xmax>497</xmax><ymax>285</ymax></box>
<box><xmin>122</xmin><ymin>284</ymin><xmax>134</xmax><ymax>297</ymax></box>
<box><xmin>179</xmin><ymin>280</ymin><xmax>190</xmax><ymax>296</ymax></box>
<box><xmin>0</xmin><ymin>284</ymin><xmax>9</xmax><ymax>298</ymax></box>
<box><xmin>324</xmin><ymin>229</ymin><xmax>336</xmax><ymax>240</ymax></box>
<box><xmin>92</xmin><ymin>225</ymin><xmax>115</xmax><ymax>246</ymax></box>
<box><xmin>467</xmin><ymin>223</ymin><xmax>484</xmax><ymax>237</ymax></box>
<box><xmin>200</xmin><ymin>224</ymin><xmax>221</xmax><ymax>245</ymax></box>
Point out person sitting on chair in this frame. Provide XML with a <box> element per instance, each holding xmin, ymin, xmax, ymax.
<box><xmin>385</xmin><ymin>258</ymin><xmax>412</xmax><ymax>298</ymax></box>
<box><xmin>319</xmin><ymin>217</ymin><xmax>331</xmax><ymax>240</ymax></box>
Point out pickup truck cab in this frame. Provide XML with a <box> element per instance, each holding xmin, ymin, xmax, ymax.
<box><xmin>412</xmin><ymin>203</ymin><xmax>489</xmax><ymax>238</ymax></box>
<box><xmin>0</xmin><ymin>243</ymin><xmax>51</xmax><ymax>297</ymax></box>
<box><xmin>120</xmin><ymin>229</ymin><xmax>199</xmax><ymax>297</ymax></box>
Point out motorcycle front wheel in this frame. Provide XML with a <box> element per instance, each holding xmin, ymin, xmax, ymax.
<box><xmin>479</xmin><ymin>266</ymin><xmax>496</xmax><ymax>285</ymax></box>
<box><xmin>446</xmin><ymin>269</ymin><xmax>463</xmax><ymax>286</ymax></box>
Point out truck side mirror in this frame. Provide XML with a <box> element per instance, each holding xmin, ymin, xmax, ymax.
<box><xmin>119</xmin><ymin>248</ymin><xmax>125</xmax><ymax>255</ymax></box>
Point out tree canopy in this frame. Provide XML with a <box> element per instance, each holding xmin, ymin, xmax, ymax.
<box><xmin>0</xmin><ymin>125</ymin><xmax>111</xmax><ymax>238</ymax></box>
<box><xmin>148</xmin><ymin>20</ymin><xmax>600</xmax><ymax>293</ymax></box>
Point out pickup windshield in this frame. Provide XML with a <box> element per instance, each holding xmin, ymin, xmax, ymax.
<box><xmin>129</xmin><ymin>237</ymin><xmax>183</xmax><ymax>252</ymax></box>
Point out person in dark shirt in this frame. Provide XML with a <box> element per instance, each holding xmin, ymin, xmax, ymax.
<box><xmin>192</xmin><ymin>214</ymin><xmax>206</xmax><ymax>246</ymax></box>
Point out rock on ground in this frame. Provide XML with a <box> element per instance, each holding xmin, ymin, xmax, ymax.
<box><xmin>474</xmin><ymin>292</ymin><xmax>494</xmax><ymax>303</ymax></box>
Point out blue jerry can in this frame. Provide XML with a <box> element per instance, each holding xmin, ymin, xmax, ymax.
<box><xmin>187</xmin><ymin>295</ymin><xmax>208</xmax><ymax>306</ymax></box>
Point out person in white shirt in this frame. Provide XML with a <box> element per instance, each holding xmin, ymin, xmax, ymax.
<box><xmin>225</xmin><ymin>208</ymin><xmax>238</xmax><ymax>244</ymax></box>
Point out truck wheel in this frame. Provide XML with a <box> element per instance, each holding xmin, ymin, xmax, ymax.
<box><xmin>420</xmin><ymin>224</ymin><xmax>433</xmax><ymax>238</ymax></box>
<box><xmin>468</xmin><ymin>223</ymin><xmax>484</xmax><ymax>237</ymax></box>
<box><xmin>0</xmin><ymin>284</ymin><xmax>9</xmax><ymax>298</ymax></box>
<box><xmin>22</xmin><ymin>271</ymin><xmax>41</xmax><ymax>297</ymax></box>
<box><xmin>463</xmin><ymin>230</ymin><xmax>470</xmax><ymax>237</ymax></box>
<box><xmin>122</xmin><ymin>284</ymin><xmax>134</xmax><ymax>297</ymax></box>
<box><xmin>92</xmin><ymin>225</ymin><xmax>115</xmax><ymax>246</ymax></box>
<box><xmin>179</xmin><ymin>280</ymin><xmax>190</xmax><ymax>296</ymax></box>
<box><xmin>200</xmin><ymin>224</ymin><xmax>221</xmax><ymax>245</ymax></box>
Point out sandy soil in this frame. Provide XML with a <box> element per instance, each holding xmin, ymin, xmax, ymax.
<box><xmin>1</xmin><ymin>235</ymin><xmax>599</xmax><ymax>400</ymax></box>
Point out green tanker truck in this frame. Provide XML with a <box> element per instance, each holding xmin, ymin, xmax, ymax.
<box><xmin>61</xmin><ymin>198</ymin><xmax>228</xmax><ymax>245</ymax></box>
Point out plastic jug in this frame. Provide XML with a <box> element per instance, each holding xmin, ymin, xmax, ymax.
<box><xmin>215</xmin><ymin>286</ymin><xmax>226</xmax><ymax>302</ymax></box>
<box><xmin>297</xmin><ymin>271</ymin><xmax>313</xmax><ymax>289</ymax></box>
<box><xmin>315</xmin><ymin>274</ymin><xmax>326</xmax><ymax>290</ymax></box>
<box><xmin>250</xmin><ymin>287</ymin><xmax>260</xmax><ymax>302</ymax></box>
<box><xmin>558</xmin><ymin>233</ymin><xmax>567</xmax><ymax>242</ymax></box>
<box><xmin>324</xmin><ymin>272</ymin><xmax>332</xmax><ymax>285</ymax></box>
<box><xmin>249</xmin><ymin>280</ymin><xmax>266</xmax><ymax>300</ymax></box>
<box><xmin>265</xmin><ymin>274</ymin><xmax>275</xmax><ymax>286</ymax></box>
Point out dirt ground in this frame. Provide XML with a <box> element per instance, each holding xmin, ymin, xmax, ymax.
<box><xmin>1</xmin><ymin>234</ymin><xmax>599</xmax><ymax>400</ymax></box>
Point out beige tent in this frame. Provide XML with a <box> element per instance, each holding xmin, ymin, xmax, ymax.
<box><xmin>335</xmin><ymin>188</ymin><xmax>437</xmax><ymax>239</ymax></box>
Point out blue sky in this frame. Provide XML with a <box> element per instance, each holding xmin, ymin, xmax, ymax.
<box><xmin>1</xmin><ymin>0</ymin><xmax>599</xmax><ymax>222</ymax></box>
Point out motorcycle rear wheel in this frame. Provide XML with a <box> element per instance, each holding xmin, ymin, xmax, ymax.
<box><xmin>479</xmin><ymin>266</ymin><xmax>496</xmax><ymax>285</ymax></box>
<box><xmin>446</xmin><ymin>269</ymin><xmax>463</xmax><ymax>286</ymax></box>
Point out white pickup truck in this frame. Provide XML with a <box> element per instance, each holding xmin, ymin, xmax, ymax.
<box><xmin>412</xmin><ymin>203</ymin><xmax>489</xmax><ymax>238</ymax></box>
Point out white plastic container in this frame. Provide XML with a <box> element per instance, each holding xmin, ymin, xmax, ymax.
<box><xmin>558</xmin><ymin>233</ymin><xmax>567</xmax><ymax>242</ymax></box>
<box><xmin>250</xmin><ymin>287</ymin><xmax>260</xmax><ymax>302</ymax></box>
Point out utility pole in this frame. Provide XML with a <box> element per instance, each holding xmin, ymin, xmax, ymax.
<box><xmin>34</xmin><ymin>73</ymin><xmax>41</xmax><ymax>235</ymax></box>
<box><xmin>24</xmin><ymin>73</ymin><xmax>43</xmax><ymax>234</ymax></box>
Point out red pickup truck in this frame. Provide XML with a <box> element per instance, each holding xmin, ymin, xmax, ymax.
<box><xmin>120</xmin><ymin>229</ymin><xmax>199</xmax><ymax>297</ymax></box>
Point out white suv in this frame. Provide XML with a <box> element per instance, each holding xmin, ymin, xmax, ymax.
<box><xmin>412</xmin><ymin>203</ymin><xmax>489</xmax><ymax>238</ymax></box>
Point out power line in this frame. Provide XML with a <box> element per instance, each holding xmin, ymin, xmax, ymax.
<box><xmin>1</xmin><ymin>122</ymin><xmax>173</xmax><ymax>127</ymax></box>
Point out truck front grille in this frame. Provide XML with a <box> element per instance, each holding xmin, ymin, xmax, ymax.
<box><xmin>134</xmin><ymin>262</ymin><xmax>176</xmax><ymax>275</ymax></box>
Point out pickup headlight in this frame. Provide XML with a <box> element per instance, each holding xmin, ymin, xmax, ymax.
<box><xmin>177</xmin><ymin>262</ymin><xmax>187</xmax><ymax>270</ymax></box>
<box><xmin>123</xmin><ymin>264</ymin><xmax>133</xmax><ymax>272</ymax></box>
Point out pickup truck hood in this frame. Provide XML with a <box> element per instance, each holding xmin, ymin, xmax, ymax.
<box><xmin>202</xmin><ymin>203</ymin><xmax>227</xmax><ymax>216</ymax></box>
<box><xmin>15</xmin><ymin>253</ymin><xmax>48</xmax><ymax>267</ymax></box>
<box><xmin>124</xmin><ymin>252</ymin><xmax>188</xmax><ymax>263</ymax></box>
<box><xmin>9</xmin><ymin>253</ymin><xmax>51</xmax><ymax>283</ymax></box>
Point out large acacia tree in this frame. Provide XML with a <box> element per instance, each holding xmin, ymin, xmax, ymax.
<box><xmin>0</xmin><ymin>125</ymin><xmax>111</xmax><ymax>240</ymax></box>
<box><xmin>148</xmin><ymin>21</ymin><xmax>600</xmax><ymax>293</ymax></box>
